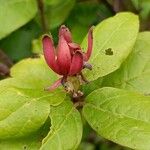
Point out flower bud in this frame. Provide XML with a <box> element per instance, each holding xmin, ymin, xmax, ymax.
<box><xmin>42</xmin><ymin>25</ymin><xmax>93</xmax><ymax>91</ymax></box>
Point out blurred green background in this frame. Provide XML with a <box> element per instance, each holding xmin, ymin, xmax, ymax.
<box><xmin>0</xmin><ymin>0</ymin><xmax>150</xmax><ymax>149</ymax></box>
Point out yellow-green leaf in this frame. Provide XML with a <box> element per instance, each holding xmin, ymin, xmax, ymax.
<box><xmin>81</xmin><ymin>12</ymin><xmax>139</xmax><ymax>81</ymax></box>
<box><xmin>83</xmin><ymin>87</ymin><xmax>150</xmax><ymax>150</ymax></box>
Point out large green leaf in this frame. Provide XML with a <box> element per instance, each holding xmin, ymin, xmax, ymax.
<box><xmin>102</xmin><ymin>32</ymin><xmax>150</xmax><ymax>95</ymax></box>
<box><xmin>0</xmin><ymin>56</ymin><xmax>66</xmax><ymax>139</ymax></box>
<box><xmin>40</xmin><ymin>98</ymin><xmax>82</xmax><ymax>150</ymax></box>
<box><xmin>81</xmin><ymin>12</ymin><xmax>139</xmax><ymax>81</ymax></box>
<box><xmin>0</xmin><ymin>86</ymin><xmax>49</xmax><ymax>139</ymax></box>
<box><xmin>1</xmin><ymin>56</ymin><xmax>66</xmax><ymax>105</ymax></box>
<box><xmin>83</xmin><ymin>87</ymin><xmax>150</xmax><ymax>150</ymax></box>
<box><xmin>0</xmin><ymin>0</ymin><xmax>38</xmax><ymax>39</ymax></box>
<box><xmin>0</xmin><ymin>118</ymin><xmax>51</xmax><ymax>150</ymax></box>
<box><xmin>0</xmin><ymin>137</ymin><xmax>40</xmax><ymax>150</ymax></box>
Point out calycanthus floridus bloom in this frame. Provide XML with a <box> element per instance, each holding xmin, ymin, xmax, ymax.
<box><xmin>42</xmin><ymin>25</ymin><xmax>93</xmax><ymax>97</ymax></box>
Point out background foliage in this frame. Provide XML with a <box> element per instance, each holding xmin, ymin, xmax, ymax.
<box><xmin>0</xmin><ymin>0</ymin><xmax>150</xmax><ymax>150</ymax></box>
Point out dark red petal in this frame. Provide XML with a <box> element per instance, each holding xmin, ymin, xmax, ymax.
<box><xmin>68</xmin><ymin>51</ymin><xmax>83</xmax><ymax>76</ymax></box>
<box><xmin>59</xmin><ymin>25</ymin><xmax>72</xmax><ymax>43</ymax></box>
<box><xmin>68</xmin><ymin>43</ymin><xmax>81</xmax><ymax>55</ymax></box>
<box><xmin>45</xmin><ymin>78</ymin><xmax>62</xmax><ymax>91</ymax></box>
<box><xmin>57</xmin><ymin>36</ymin><xmax>71</xmax><ymax>75</ymax></box>
<box><xmin>68</xmin><ymin>43</ymin><xmax>81</xmax><ymax>50</ymax></box>
<box><xmin>85</xmin><ymin>26</ymin><xmax>94</xmax><ymax>61</ymax></box>
<box><xmin>42</xmin><ymin>35</ymin><xmax>61</xmax><ymax>75</ymax></box>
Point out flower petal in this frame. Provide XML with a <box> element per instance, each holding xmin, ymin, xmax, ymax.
<box><xmin>42</xmin><ymin>35</ymin><xmax>61</xmax><ymax>75</ymax></box>
<box><xmin>68</xmin><ymin>43</ymin><xmax>81</xmax><ymax>51</ymax></box>
<box><xmin>69</xmin><ymin>51</ymin><xmax>83</xmax><ymax>76</ymax></box>
<box><xmin>45</xmin><ymin>78</ymin><xmax>62</xmax><ymax>91</ymax></box>
<box><xmin>68</xmin><ymin>43</ymin><xmax>81</xmax><ymax>55</ymax></box>
<box><xmin>84</xmin><ymin>26</ymin><xmax>94</xmax><ymax>61</ymax></box>
<box><xmin>57</xmin><ymin>36</ymin><xmax>71</xmax><ymax>75</ymax></box>
<box><xmin>59</xmin><ymin>25</ymin><xmax>72</xmax><ymax>43</ymax></box>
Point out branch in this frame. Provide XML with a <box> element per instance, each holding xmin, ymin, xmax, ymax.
<box><xmin>113</xmin><ymin>0</ymin><xmax>124</xmax><ymax>12</ymax></box>
<box><xmin>99</xmin><ymin>0</ymin><xmax>116</xmax><ymax>15</ymax></box>
<box><xmin>0</xmin><ymin>63</ymin><xmax>10</xmax><ymax>77</ymax></box>
<box><xmin>0</xmin><ymin>49</ymin><xmax>13</xmax><ymax>77</ymax></box>
<box><xmin>37</xmin><ymin>0</ymin><xmax>48</xmax><ymax>33</ymax></box>
<box><xmin>0</xmin><ymin>49</ymin><xmax>13</xmax><ymax>67</ymax></box>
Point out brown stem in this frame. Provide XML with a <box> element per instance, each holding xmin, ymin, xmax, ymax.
<box><xmin>113</xmin><ymin>0</ymin><xmax>124</xmax><ymax>12</ymax></box>
<box><xmin>37</xmin><ymin>0</ymin><xmax>48</xmax><ymax>33</ymax></box>
<box><xmin>0</xmin><ymin>49</ymin><xmax>13</xmax><ymax>67</ymax></box>
<box><xmin>113</xmin><ymin>0</ymin><xmax>140</xmax><ymax>14</ymax></box>
<box><xmin>0</xmin><ymin>63</ymin><xmax>10</xmax><ymax>77</ymax></box>
<box><xmin>0</xmin><ymin>49</ymin><xmax>13</xmax><ymax>77</ymax></box>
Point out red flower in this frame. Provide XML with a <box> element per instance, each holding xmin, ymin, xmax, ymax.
<box><xmin>42</xmin><ymin>25</ymin><xmax>93</xmax><ymax>91</ymax></box>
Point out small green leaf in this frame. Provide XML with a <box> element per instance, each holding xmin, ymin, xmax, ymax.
<box><xmin>83</xmin><ymin>87</ymin><xmax>150</xmax><ymax>150</ymax></box>
<box><xmin>0</xmin><ymin>0</ymin><xmax>38</xmax><ymax>39</ymax></box>
<box><xmin>40</xmin><ymin>98</ymin><xmax>82</xmax><ymax>150</ymax></box>
<box><xmin>32</xmin><ymin>37</ymin><xmax>43</xmax><ymax>54</ymax></box>
<box><xmin>81</xmin><ymin>12</ymin><xmax>139</xmax><ymax>81</ymax></box>
<box><xmin>102</xmin><ymin>32</ymin><xmax>150</xmax><ymax>95</ymax></box>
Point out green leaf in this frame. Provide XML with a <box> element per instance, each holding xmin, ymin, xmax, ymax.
<box><xmin>82</xmin><ymin>78</ymin><xmax>103</xmax><ymax>97</ymax></box>
<box><xmin>40</xmin><ymin>98</ymin><xmax>82</xmax><ymax>150</ymax></box>
<box><xmin>38</xmin><ymin>0</ymin><xmax>75</xmax><ymax>29</ymax></box>
<box><xmin>81</xmin><ymin>12</ymin><xmax>139</xmax><ymax>81</ymax></box>
<box><xmin>102</xmin><ymin>32</ymin><xmax>150</xmax><ymax>95</ymax></box>
<box><xmin>44</xmin><ymin>0</ymin><xmax>64</xmax><ymax>6</ymax></box>
<box><xmin>78</xmin><ymin>142</ymin><xmax>95</xmax><ymax>150</ymax></box>
<box><xmin>131</xmin><ymin>0</ymin><xmax>139</xmax><ymax>10</ymax></box>
<box><xmin>0</xmin><ymin>0</ymin><xmax>38</xmax><ymax>39</ymax></box>
<box><xmin>66</xmin><ymin>1</ymin><xmax>112</xmax><ymax>43</ymax></box>
<box><xmin>1</xmin><ymin>56</ymin><xmax>66</xmax><ymax>105</ymax></box>
<box><xmin>0</xmin><ymin>88</ymin><xmax>49</xmax><ymax>139</ymax></box>
<box><xmin>83</xmin><ymin>87</ymin><xmax>150</xmax><ymax>150</ymax></box>
<box><xmin>131</xmin><ymin>0</ymin><xmax>150</xmax><ymax>21</ymax></box>
<box><xmin>0</xmin><ymin>137</ymin><xmax>40</xmax><ymax>150</ymax></box>
<box><xmin>0</xmin><ymin>56</ymin><xmax>66</xmax><ymax>139</ymax></box>
<box><xmin>10</xmin><ymin>56</ymin><xmax>57</xmax><ymax>89</ymax></box>
<box><xmin>7</xmin><ymin>56</ymin><xmax>65</xmax><ymax>105</ymax></box>
<box><xmin>0</xmin><ymin>21</ymin><xmax>41</xmax><ymax>61</ymax></box>
<box><xmin>138</xmin><ymin>0</ymin><xmax>150</xmax><ymax>20</ymax></box>
<box><xmin>0</xmin><ymin>118</ymin><xmax>51</xmax><ymax>150</ymax></box>
<box><xmin>32</xmin><ymin>37</ymin><xmax>43</xmax><ymax>54</ymax></box>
